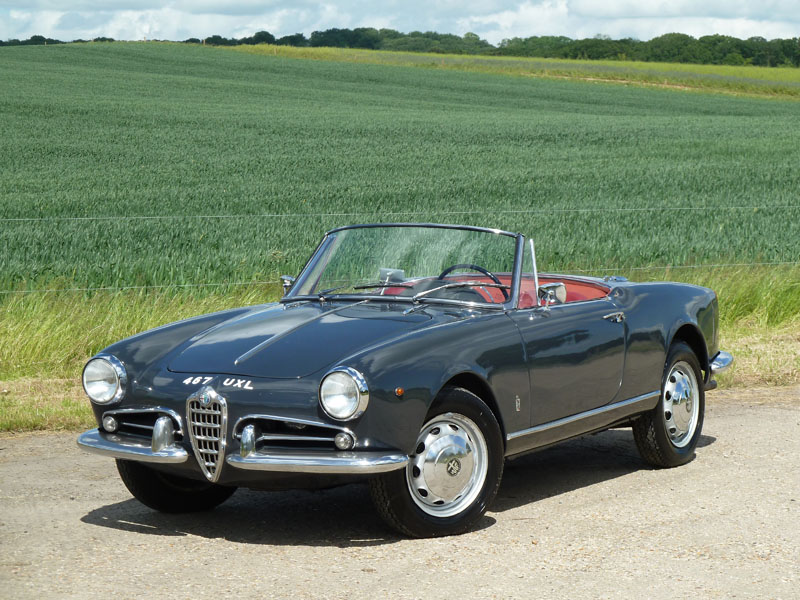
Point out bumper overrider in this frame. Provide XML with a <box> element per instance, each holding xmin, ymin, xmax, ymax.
<box><xmin>704</xmin><ymin>350</ymin><xmax>733</xmax><ymax>391</ymax></box>
<box><xmin>710</xmin><ymin>351</ymin><xmax>733</xmax><ymax>375</ymax></box>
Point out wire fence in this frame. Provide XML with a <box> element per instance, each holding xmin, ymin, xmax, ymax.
<box><xmin>2</xmin><ymin>205</ymin><xmax>797</xmax><ymax>295</ymax></box>
<box><xmin>1</xmin><ymin>261</ymin><xmax>797</xmax><ymax>295</ymax></box>
<box><xmin>0</xmin><ymin>281</ymin><xmax>275</xmax><ymax>295</ymax></box>
<box><xmin>1</xmin><ymin>204</ymin><xmax>797</xmax><ymax>223</ymax></box>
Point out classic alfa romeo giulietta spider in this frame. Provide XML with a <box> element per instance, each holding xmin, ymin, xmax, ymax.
<box><xmin>78</xmin><ymin>223</ymin><xmax>732</xmax><ymax>537</ymax></box>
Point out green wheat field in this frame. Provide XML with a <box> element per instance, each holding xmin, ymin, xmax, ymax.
<box><xmin>1</xmin><ymin>42</ymin><xmax>798</xmax><ymax>430</ymax></box>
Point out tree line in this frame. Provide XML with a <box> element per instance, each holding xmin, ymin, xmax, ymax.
<box><xmin>3</xmin><ymin>29</ymin><xmax>799</xmax><ymax>67</ymax></box>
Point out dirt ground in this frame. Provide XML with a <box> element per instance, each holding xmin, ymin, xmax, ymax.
<box><xmin>1</xmin><ymin>386</ymin><xmax>798</xmax><ymax>599</ymax></box>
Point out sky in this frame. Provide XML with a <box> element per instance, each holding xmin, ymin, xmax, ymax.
<box><xmin>1</xmin><ymin>1</ymin><xmax>798</xmax><ymax>44</ymax></box>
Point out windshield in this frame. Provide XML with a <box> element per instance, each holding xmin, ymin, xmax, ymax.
<box><xmin>289</xmin><ymin>225</ymin><xmax>519</xmax><ymax>307</ymax></box>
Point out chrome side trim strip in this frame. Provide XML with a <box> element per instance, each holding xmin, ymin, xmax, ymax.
<box><xmin>710</xmin><ymin>351</ymin><xmax>733</xmax><ymax>375</ymax></box>
<box><xmin>226</xmin><ymin>450</ymin><xmax>409</xmax><ymax>474</ymax></box>
<box><xmin>77</xmin><ymin>429</ymin><xmax>189</xmax><ymax>463</ymax></box>
<box><xmin>507</xmin><ymin>390</ymin><xmax>661</xmax><ymax>442</ymax></box>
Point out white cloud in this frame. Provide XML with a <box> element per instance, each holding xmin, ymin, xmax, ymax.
<box><xmin>4</xmin><ymin>9</ymin><xmax>65</xmax><ymax>39</ymax></box>
<box><xmin>567</xmin><ymin>0</ymin><xmax>800</xmax><ymax>21</ymax></box>
<box><xmin>456</xmin><ymin>1</ymin><xmax>800</xmax><ymax>43</ymax></box>
<box><xmin>456</xmin><ymin>0</ymin><xmax>570</xmax><ymax>41</ymax></box>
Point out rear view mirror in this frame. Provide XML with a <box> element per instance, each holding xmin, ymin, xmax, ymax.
<box><xmin>280</xmin><ymin>275</ymin><xmax>295</xmax><ymax>295</ymax></box>
<box><xmin>379</xmin><ymin>268</ymin><xmax>406</xmax><ymax>283</ymax></box>
<box><xmin>538</xmin><ymin>282</ymin><xmax>567</xmax><ymax>305</ymax></box>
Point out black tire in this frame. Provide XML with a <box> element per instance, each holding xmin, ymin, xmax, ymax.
<box><xmin>116</xmin><ymin>459</ymin><xmax>237</xmax><ymax>513</ymax></box>
<box><xmin>633</xmin><ymin>342</ymin><xmax>705</xmax><ymax>468</ymax></box>
<box><xmin>369</xmin><ymin>387</ymin><xmax>504</xmax><ymax>538</ymax></box>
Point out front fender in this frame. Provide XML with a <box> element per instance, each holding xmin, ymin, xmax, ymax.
<box><xmin>342</xmin><ymin>311</ymin><xmax>527</xmax><ymax>454</ymax></box>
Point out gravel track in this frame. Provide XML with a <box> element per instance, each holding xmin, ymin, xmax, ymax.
<box><xmin>1</xmin><ymin>387</ymin><xmax>798</xmax><ymax>599</ymax></box>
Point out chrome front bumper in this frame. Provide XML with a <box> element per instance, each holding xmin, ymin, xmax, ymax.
<box><xmin>77</xmin><ymin>429</ymin><xmax>189</xmax><ymax>463</ymax></box>
<box><xmin>226</xmin><ymin>450</ymin><xmax>408</xmax><ymax>474</ymax></box>
<box><xmin>77</xmin><ymin>428</ymin><xmax>408</xmax><ymax>474</ymax></box>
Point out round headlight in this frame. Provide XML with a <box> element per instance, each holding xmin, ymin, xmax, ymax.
<box><xmin>82</xmin><ymin>355</ymin><xmax>126</xmax><ymax>404</ymax></box>
<box><xmin>319</xmin><ymin>367</ymin><xmax>369</xmax><ymax>421</ymax></box>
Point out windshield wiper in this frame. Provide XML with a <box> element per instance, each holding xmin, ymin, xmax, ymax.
<box><xmin>352</xmin><ymin>282</ymin><xmax>414</xmax><ymax>290</ymax></box>
<box><xmin>411</xmin><ymin>281</ymin><xmax>510</xmax><ymax>303</ymax></box>
<box><xmin>316</xmin><ymin>285</ymin><xmax>349</xmax><ymax>301</ymax></box>
<box><xmin>316</xmin><ymin>281</ymin><xmax>414</xmax><ymax>302</ymax></box>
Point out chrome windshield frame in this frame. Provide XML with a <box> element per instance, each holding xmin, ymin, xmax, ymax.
<box><xmin>283</xmin><ymin>224</ymin><xmax>525</xmax><ymax>311</ymax></box>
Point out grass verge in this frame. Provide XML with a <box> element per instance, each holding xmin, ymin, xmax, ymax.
<box><xmin>0</xmin><ymin>378</ymin><xmax>89</xmax><ymax>431</ymax></box>
<box><xmin>1</xmin><ymin>267</ymin><xmax>797</xmax><ymax>432</ymax></box>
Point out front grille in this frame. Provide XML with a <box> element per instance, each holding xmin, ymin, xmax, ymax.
<box><xmin>233</xmin><ymin>416</ymin><xmax>355</xmax><ymax>451</ymax></box>
<box><xmin>102</xmin><ymin>408</ymin><xmax>183</xmax><ymax>441</ymax></box>
<box><xmin>187</xmin><ymin>387</ymin><xmax>227</xmax><ymax>482</ymax></box>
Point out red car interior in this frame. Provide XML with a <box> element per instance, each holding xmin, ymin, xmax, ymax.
<box><xmin>383</xmin><ymin>274</ymin><xmax>610</xmax><ymax>307</ymax></box>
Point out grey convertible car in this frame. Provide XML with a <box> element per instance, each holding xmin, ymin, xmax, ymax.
<box><xmin>78</xmin><ymin>223</ymin><xmax>732</xmax><ymax>537</ymax></box>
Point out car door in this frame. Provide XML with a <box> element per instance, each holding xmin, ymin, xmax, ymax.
<box><xmin>509</xmin><ymin>299</ymin><xmax>626</xmax><ymax>425</ymax></box>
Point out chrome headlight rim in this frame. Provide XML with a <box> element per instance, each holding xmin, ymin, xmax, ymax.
<box><xmin>82</xmin><ymin>354</ymin><xmax>127</xmax><ymax>404</ymax></box>
<box><xmin>319</xmin><ymin>366</ymin><xmax>369</xmax><ymax>421</ymax></box>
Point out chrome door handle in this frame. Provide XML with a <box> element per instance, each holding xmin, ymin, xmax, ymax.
<box><xmin>603</xmin><ymin>312</ymin><xmax>625</xmax><ymax>323</ymax></box>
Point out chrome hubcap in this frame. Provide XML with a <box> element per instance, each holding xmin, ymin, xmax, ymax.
<box><xmin>663</xmin><ymin>361</ymin><xmax>699</xmax><ymax>448</ymax></box>
<box><xmin>407</xmin><ymin>412</ymin><xmax>488</xmax><ymax>517</ymax></box>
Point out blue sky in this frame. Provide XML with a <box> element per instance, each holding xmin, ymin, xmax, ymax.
<box><xmin>2</xmin><ymin>1</ymin><xmax>798</xmax><ymax>43</ymax></box>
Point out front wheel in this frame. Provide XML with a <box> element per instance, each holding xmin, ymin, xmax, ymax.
<box><xmin>633</xmin><ymin>342</ymin><xmax>705</xmax><ymax>468</ymax></box>
<box><xmin>116</xmin><ymin>459</ymin><xmax>237</xmax><ymax>513</ymax></box>
<box><xmin>369</xmin><ymin>387</ymin><xmax>504</xmax><ymax>537</ymax></box>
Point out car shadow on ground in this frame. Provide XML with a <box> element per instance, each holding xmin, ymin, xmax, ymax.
<box><xmin>494</xmin><ymin>429</ymin><xmax>715</xmax><ymax>513</ymax></box>
<box><xmin>80</xmin><ymin>429</ymin><xmax>715</xmax><ymax>546</ymax></box>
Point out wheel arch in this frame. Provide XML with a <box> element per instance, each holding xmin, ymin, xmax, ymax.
<box><xmin>440</xmin><ymin>372</ymin><xmax>507</xmax><ymax>450</ymax></box>
<box><xmin>670</xmin><ymin>323</ymin><xmax>710</xmax><ymax>383</ymax></box>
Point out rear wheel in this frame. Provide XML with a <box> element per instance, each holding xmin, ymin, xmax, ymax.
<box><xmin>370</xmin><ymin>387</ymin><xmax>504</xmax><ymax>537</ymax></box>
<box><xmin>633</xmin><ymin>342</ymin><xmax>705</xmax><ymax>468</ymax></box>
<box><xmin>116</xmin><ymin>459</ymin><xmax>237</xmax><ymax>513</ymax></box>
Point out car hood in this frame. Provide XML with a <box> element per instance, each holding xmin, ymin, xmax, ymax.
<box><xmin>167</xmin><ymin>300</ymin><xmax>448</xmax><ymax>379</ymax></box>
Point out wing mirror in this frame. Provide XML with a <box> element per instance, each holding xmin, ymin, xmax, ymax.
<box><xmin>538</xmin><ymin>282</ymin><xmax>567</xmax><ymax>306</ymax></box>
<box><xmin>280</xmin><ymin>275</ymin><xmax>295</xmax><ymax>295</ymax></box>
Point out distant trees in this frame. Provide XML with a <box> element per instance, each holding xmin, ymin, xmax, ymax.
<box><xmin>0</xmin><ymin>35</ymin><xmax>64</xmax><ymax>46</ymax></box>
<box><xmin>309</xmin><ymin>27</ymin><xmax>382</xmax><ymax>49</ymax></box>
<box><xmin>275</xmin><ymin>33</ymin><xmax>307</xmax><ymax>46</ymax></box>
<box><xmin>495</xmin><ymin>32</ymin><xmax>800</xmax><ymax>67</ymax></box>
<box><xmin>179</xmin><ymin>31</ymin><xmax>274</xmax><ymax>47</ymax></box>
<box><xmin>248</xmin><ymin>31</ymin><xmax>275</xmax><ymax>45</ymax></box>
<box><xmin>188</xmin><ymin>28</ymin><xmax>493</xmax><ymax>55</ymax></box>
<box><xmin>3</xmin><ymin>30</ymin><xmax>799</xmax><ymax>67</ymax></box>
<box><xmin>203</xmin><ymin>34</ymin><xmax>236</xmax><ymax>46</ymax></box>
<box><xmin>0</xmin><ymin>35</ymin><xmax>113</xmax><ymax>46</ymax></box>
<box><xmin>381</xmin><ymin>30</ymin><xmax>493</xmax><ymax>54</ymax></box>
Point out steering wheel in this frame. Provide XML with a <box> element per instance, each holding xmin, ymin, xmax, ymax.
<box><xmin>436</xmin><ymin>263</ymin><xmax>510</xmax><ymax>301</ymax></box>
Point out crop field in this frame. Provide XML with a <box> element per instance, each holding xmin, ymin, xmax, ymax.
<box><xmin>0</xmin><ymin>42</ymin><xmax>798</xmax><ymax>428</ymax></box>
<box><xmin>2</xmin><ymin>43</ymin><xmax>799</xmax><ymax>288</ymax></box>
<box><xmin>234</xmin><ymin>44</ymin><xmax>800</xmax><ymax>99</ymax></box>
